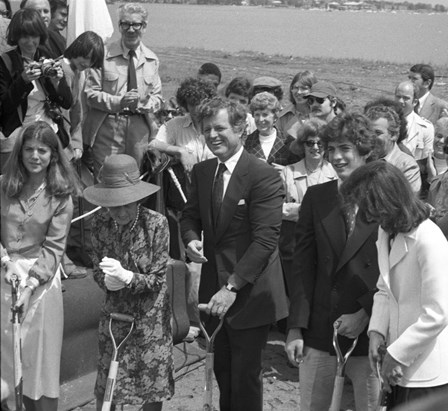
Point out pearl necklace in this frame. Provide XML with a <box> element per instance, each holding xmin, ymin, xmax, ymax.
<box><xmin>113</xmin><ymin>205</ymin><xmax>140</xmax><ymax>232</ymax></box>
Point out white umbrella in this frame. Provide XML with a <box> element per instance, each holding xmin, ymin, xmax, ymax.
<box><xmin>66</xmin><ymin>0</ymin><xmax>114</xmax><ymax>46</ymax></box>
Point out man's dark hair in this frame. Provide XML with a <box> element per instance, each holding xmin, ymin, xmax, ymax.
<box><xmin>410</xmin><ymin>64</ymin><xmax>435</xmax><ymax>90</ymax></box>
<box><xmin>225</xmin><ymin>77</ymin><xmax>252</xmax><ymax>99</ymax></box>
<box><xmin>176</xmin><ymin>77</ymin><xmax>217</xmax><ymax>112</ymax></box>
<box><xmin>198</xmin><ymin>62</ymin><xmax>222</xmax><ymax>83</ymax></box>
<box><xmin>49</xmin><ymin>0</ymin><xmax>67</xmax><ymax>14</ymax></box>
<box><xmin>198</xmin><ymin>96</ymin><xmax>247</xmax><ymax>134</ymax></box>
<box><xmin>321</xmin><ymin>111</ymin><xmax>376</xmax><ymax>157</ymax></box>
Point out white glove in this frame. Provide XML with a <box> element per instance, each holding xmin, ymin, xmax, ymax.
<box><xmin>282</xmin><ymin>202</ymin><xmax>300</xmax><ymax>221</ymax></box>
<box><xmin>99</xmin><ymin>257</ymin><xmax>134</xmax><ymax>287</ymax></box>
<box><xmin>104</xmin><ymin>274</ymin><xmax>125</xmax><ymax>291</ymax></box>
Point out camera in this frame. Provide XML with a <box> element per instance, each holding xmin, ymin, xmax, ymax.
<box><xmin>27</xmin><ymin>58</ymin><xmax>59</xmax><ymax>77</ymax></box>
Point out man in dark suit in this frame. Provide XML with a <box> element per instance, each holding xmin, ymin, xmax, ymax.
<box><xmin>409</xmin><ymin>64</ymin><xmax>448</xmax><ymax>125</ymax></box>
<box><xmin>180</xmin><ymin>97</ymin><xmax>288</xmax><ymax>411</ymax></box>
<box><xmin>285</xmin><ymin>112</ymin><xmax>380</xmax><ymax>411</ymax></box>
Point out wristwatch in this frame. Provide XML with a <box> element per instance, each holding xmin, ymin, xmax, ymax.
<box><xmin>225</xmin><ymin>283</ymin><xmax>238</xmax><ymax>293</ymax></box>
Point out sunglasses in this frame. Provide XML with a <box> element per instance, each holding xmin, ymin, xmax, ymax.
<box><xmin>307</xmin><ymin>96</ymin><xmax>326</xmax><ymax>105</ymax></box>
<box><xmin>119</xmin><ymin>21</ymin><xmax>146</xmax><ymax>31</ymax></box>
<box><xmin>305</xmin><ymin>140</ymin><xmax>324</xmax><ymax>148</ymax></box>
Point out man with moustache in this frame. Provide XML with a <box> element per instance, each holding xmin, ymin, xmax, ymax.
<box><xmin>306</xmin><ymin>81</ymin><xmax>338</xmax><ymax>123</ymax></box>
<box><xmin>409</xmin><ymin>64</ymin><xmax>448</xmax><ymax>125</ymax></box>
<box><xmin>180</xmin><ymin>97</ymin><xmax>288</xmax><ymax>411</ymax></box>
<box><xmin>285</xmin><ymin>112</ymin><xmax>380</xmax><ymax>411</ymax></box>
<box><xmin>365</xmin><ymin>104</ymin><xmax>421</xmax><ymax>193</ymax></box>
<box><xmin>394</xmin><ymin>81</ymin><xmax>434</xmax><ymax>164</ymax></box>
<box><xmin>84</xmin><ymin>2</ymin><xmax>162</xmax><ymax>176</ymax></box>
<box><xmin>289</xmin><ymin>81</ymin><xmax>339</xmax><ymax>155</ymax></box>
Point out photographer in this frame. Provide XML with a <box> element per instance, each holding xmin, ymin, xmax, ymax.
<box><xmin>0</xmin><ymin>8</ymin><xmax>72</xmax><ymax>166</ymax></box>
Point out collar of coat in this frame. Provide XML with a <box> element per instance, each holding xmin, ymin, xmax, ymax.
<box><xmin>106</xmin><ymin>40</ymin><xmax>158</xmax><ymax>61</ymax></box>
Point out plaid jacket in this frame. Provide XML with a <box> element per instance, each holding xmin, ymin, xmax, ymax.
<box><xmin>244</xmin><ymin>128</ymin><xmax>300</xmax><ymax>166</ymax></box>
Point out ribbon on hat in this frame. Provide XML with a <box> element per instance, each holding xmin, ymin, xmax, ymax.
<box><xmin>98</xmin><ymin>167</ymin><xmax>140</xmax><ymax>188</ymax></box>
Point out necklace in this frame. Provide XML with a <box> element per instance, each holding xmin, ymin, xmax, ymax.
<box><xmin>304</xmin><ymin>159</ymin><xmax>324</xmax><ymax>187</ymax></box>
<box><xmin>304</xmin><ymin>159</ymin><xmax>323</xmax><ymax>174</ymax></box>
<box><xmin>22</xmin><ymin>181</ymin><xmax>47</xmax><ymax>210</ymax></box>
<box><xmin>113</xmin><ymin>205</ymin><xmax>141</xmax><ymax>232</ymax></box>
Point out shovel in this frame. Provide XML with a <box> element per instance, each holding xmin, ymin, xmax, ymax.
<box><xmin>10</xmin><ymin>273</ymin><xmax>23</xmax><ymax>411</ymax></box>
<box><xmin>101</xmin><ymin>313</ymin><xmax>135</xmax><ymax>411</ymax></box>
<box><xmin>198</xmin><ymin>306</ymin><xmax>225</xmax><ymax>411</ymax></box>
<box><xmin>328</xmin><ymin>323</ymin><xmax>358</xmax><ymax>411</ymax></box>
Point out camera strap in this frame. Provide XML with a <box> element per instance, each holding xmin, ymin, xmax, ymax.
<box><xmin>38</xmin><ymin>78</ymin><xmax>71</xmax><ymax>126</ymax></box>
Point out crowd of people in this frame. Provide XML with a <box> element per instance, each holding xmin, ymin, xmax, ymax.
<box><xmin>1</xmin><ymin>0</ymin><xmax>448</xmax><ymax>410</ymax></box>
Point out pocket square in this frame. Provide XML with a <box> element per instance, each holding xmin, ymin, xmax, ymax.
<box><xmin>238</xmin><ymin>199</ymin><xmax>246</xmax><ymax>205</ymax></box>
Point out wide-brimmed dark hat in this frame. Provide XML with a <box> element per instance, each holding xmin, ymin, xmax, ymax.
<box><xmin>83</xmin><ymin>155</ymin><xmax>160</xmax><ymax>207</ymax></box>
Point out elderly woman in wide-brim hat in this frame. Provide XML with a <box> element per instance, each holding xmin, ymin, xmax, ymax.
<box><xmin>84</xmin><ymin>154</ymin><xmax>173</xmax><ymax>411</ymax></box>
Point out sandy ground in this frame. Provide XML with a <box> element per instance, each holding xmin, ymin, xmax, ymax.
<box><xmin>154</xmin><ymin>46</ymin><xmax>448</xmax><ymax>111</ymax></box>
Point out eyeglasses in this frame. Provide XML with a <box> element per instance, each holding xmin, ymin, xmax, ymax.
<box><xmin>119</xmin><ymin>21</ymin><xmax>146</xmax><ymax>31</ymax></box>
<box><xmin>292</xmin><ymin>85</ymin><xmax>310</xmax><ymax>93</ymax></box>
<box><xmin>305</xmin><ymin>140</ymin><xmax>324</xmax><ymax>148</ymax></box>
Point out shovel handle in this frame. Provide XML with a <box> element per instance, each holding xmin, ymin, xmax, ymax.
<box><xmin>102</xmin><ymin>360</ymin><xmax>119</xmax><ymax>411</ymax></box>
<box><xmin>329</xmin><ymin>375</ymin><xmax>345</xmax><ymax>411</ymax></box>
<box><xmin>110</xmin><ymin>313</ymin><xmax>134</xmax><ymax>323</ymax></box>
<box><xmin>203</xmin><ymin>352</ymin><xmax>214</xmax><ymax>410</ymax></box>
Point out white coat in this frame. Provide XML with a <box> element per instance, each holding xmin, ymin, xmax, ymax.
<box><xmin>368</xmin><ymin>219</ymin><xmax>448</xmax><ymax>387</ymax></box>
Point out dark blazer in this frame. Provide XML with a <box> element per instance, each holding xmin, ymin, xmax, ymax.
<box><xmin>0</xmin><ymin>48</ymin><xmax>72</xmax><ymax>137</ymax></box>
<box><xmin>181</xmin><ymin>150</ymin><xmax>288</xmax><ymax>329</ymax></box>
<box><xmin>287</xmin><ymin>180</ymin><xmax>380</xmax><ymax>356</ymax></box>
<box><xmin>419</xmin><ymin>92</ymin><xmax>448</xmax><ymax>125</ymax></box>
<box><xmin>47</xmin><ymin>29</ymin><xmax>66</xmax><ymax>58</ymax></box>
<box><xmin>244</xmin><ymin>128</ymin><xmax>300</xmax><ymax>166</ymax></box>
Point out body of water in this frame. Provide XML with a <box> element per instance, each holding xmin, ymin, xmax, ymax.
<box><xmin>107</xmin><ymin>4</ymin><xmax>448</xmax><ymax>66</ymax></box>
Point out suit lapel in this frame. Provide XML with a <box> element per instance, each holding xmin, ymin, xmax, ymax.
<box><xmin>214</xmin><ymin>152</ymin><xmax>249</xmax><ymax>242</ymax></box>
<box><xmin>420</xmin><ymin>94</ymin><xmax>435</xmax><ymax>120</ymax></box>
<box><xmin>319</xmin><ymin>182</ymin><xmax>346</xmax><ymax>258</ymax></box>
<box><xmin>336</xmin><ymin>215</ymin><xmax>377</xmax><ymax>273</ymax></box>
<box><xmin>389</xmin><ymin>233</ymin><xmax>409</xmax><ymax>270</ymax></box>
